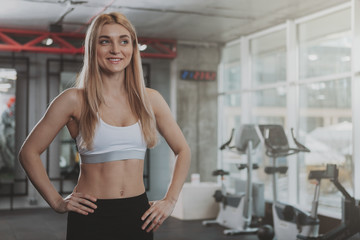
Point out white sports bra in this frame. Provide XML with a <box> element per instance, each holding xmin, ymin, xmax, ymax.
<box><xmin>76</xmin><ymin>117</ymin><xmax>147</xmax><ymax>164</ymax></box>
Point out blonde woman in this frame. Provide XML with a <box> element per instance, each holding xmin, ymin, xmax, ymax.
<box><xmin>19</xmin><ymin>12</ymin><xmax>191</xmax><ymax>240</ymax></box>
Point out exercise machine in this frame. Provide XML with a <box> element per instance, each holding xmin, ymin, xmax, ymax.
<box><xmin>259</xmin><ymin>125</ymin><xmax>319</xmax><ymax>240</ymax></box>
<box><xmin>203</xmin><ymin>124</ymin><xmax>265</xmax><ymax>235</ymax></box>
<box><xmin>297</xmin><ymin>164</ymin><xmax>360</xmax><ymax>240</ymax></box>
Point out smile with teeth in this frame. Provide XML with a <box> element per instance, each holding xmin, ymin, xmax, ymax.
<box><xmin>108</xmin><ymin>58</ymin><xmax>122</xmax><ymax>63</ymax></box>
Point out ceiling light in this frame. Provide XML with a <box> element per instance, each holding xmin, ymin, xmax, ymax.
<box><xmin>42</xmin><ymin>37</ymin><xmax>54</xmax><ymax>46</ymax></box>
<box><xmin>138</xmin><ymin>44</ymin><xmax>147</xmax><ymax>51</ymax></box>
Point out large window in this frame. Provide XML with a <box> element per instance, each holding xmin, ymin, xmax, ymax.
<box><xmin>299</xmin><ymin>78</ymin><xmax>352</xmax><ymax>215</ymax></box>
<box><xmin>222</xmin><ymin>43</ymin><xmax>241</xmax><ymax>92</ymax></box>
<box><xmin>218</xmin><ymin>43</ymin><xmax>242</xmax><ymax>189</ymax></box>
<box><xmin>298</xmin><ymin>9</ymin><xmax>352</xmax><ymax>79</ymax></box>
<box><xmin>251</xmin><ymin>30</ymin><xmax>287</xmax><ymax>86</ymax></box>
<box><xmin>251</xmin><ymin>29</ymin><xmax>288</xmax><ymax>200</ymax></box>
<box><xmin>220</xmin><ymin>43</ymin><xmax>241</xmax><ymax>136</ymax></box>
<box><xmin>218</xmin><ymin>4</ymin><xmax>354</xmax><ymax>216</ymax></box>
<box><xmin>297</xmin><ymin>7</ymin><xmax>352</xmax><ymax>216</ymax></box>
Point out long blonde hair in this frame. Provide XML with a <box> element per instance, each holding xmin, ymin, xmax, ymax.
<box><xmin>76</xmin><ymin>12</ymin><xmax>157</xmax><ymax>149</ymax></box>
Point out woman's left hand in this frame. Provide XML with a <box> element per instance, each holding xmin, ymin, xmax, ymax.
<box><xmin>141</xmin><ymin>198</ymin><xmax>176</xmax><ymax>232</ymax></box>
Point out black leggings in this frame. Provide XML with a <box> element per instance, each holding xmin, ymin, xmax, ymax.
<box><xmin>66</xmin><ymin>192</ymin><xmax>153</xmax><ymax>240</ymax></box>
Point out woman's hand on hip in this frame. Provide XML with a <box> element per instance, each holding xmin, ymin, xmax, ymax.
<box><xmin>141</xmin><ymin>198</ymin><xmax>176</xmax><ymax>232</ymax></box>
<box><xmin>53</xmin><ymin>192</ymin><xmax>97</xmax><ymax>215</ymax></box>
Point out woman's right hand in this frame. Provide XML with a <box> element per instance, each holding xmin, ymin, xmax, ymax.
<box><xmin>53</xmin><ymin>192</ymin><xmax>97</xmax><ymax>215</ymax></box>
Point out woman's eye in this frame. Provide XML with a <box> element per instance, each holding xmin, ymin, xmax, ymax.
<box><xmin>99</xmin><ymin>39</ymin><xmax>109</xmax><ymax>44</ymax></box>
<box><xmin>121</xmin><ymin>40</ymin><xmax>129</xmax><ymax>44</ymax></box>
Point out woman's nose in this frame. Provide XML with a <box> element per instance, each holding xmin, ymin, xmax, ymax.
<box><xmin>110</xmin><ymin>45</ymin><xmax>120</xmax><ymax>54</ymax></box>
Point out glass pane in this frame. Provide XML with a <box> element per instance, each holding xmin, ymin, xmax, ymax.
<box><xmin>0</xmin><ymin>68</ymin><xmax>16</xmax><ymax>181</ymax></box>
<box><xmin>220</xmin><ymin>44</ymin><xmax>242</xmax><ymax>190</ymax></box>
<box><xmin>299</xmin><ymin>78</ymin><xmax>352</xmax><ymax>216</ymax></box>
<box><xmin>223</xmin><ymin>62</ymin><xmax>241</xmax><ymax>92</ymax></box>
<box><xmin>253</xmin><ymin>88</ymin><xmax>287</xmax><ymax>200</ymax></box>
<box><xmin>221</xmin><ymin>94</ymin><xmax>241</xmax><ymax>144</ymax></box>
<box><xmin>222</xmin><ymin>43</ymin><xmax>240</xmax><ymax>64</ymax></box>
<box><xmin>251</xmin><ymin>30</ymin><xmax>286</xmax><ymax>86</ymax></box>
<box><xmin>253</xmin><ymin>87</ymin><xmax>287</xmax><ymax>108</ymax></box>
<box><xmin>298</xmin><ymin>8</ymin><xmax>351</xmax><ymax>79</ymax></box>
<box><xmin>219</xmin><ymin>94</ymin><xmax>241</xmax><ymax>190</ymax></box>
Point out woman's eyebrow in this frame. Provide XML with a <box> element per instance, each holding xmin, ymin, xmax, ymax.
<box><xmin>98</xmin><ymin>35</ymin><xmax>130</xmax><ymax>39</ymax></box>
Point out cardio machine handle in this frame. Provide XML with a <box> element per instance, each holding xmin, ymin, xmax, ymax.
<box><xmin>237</xmin><ymin>163</ymin><xmax>259</xmax><ymax>170</ymax></box>
<box><xmin>308</xmin><ymin>164</ymin><xmax>338</xmax><ymax>181</ymax></box>
<box><xmin>220</xmin><ymin>128</ymin><xmax>235</xmax><ymax>150</ymax></box>
<box><xmin>290</xmin><ymin>128</ymin><xmax>310</xmax><ymax>153</ymax></box>
<box><xmin>212</xmin><ymin>169</ymin><xmax>230</xmax><ymax>177</ymax></box>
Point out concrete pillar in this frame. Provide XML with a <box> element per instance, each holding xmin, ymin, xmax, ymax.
<box><xmin>175</xmin><ymin>43</ymin><xmax>220</xmax><ymax>182</ymax></box>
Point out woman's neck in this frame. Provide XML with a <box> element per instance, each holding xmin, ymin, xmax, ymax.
<box><xmin>101</xmin><ymin>71</ymin><xmax>126</xmax><ymax>96</ymax></box>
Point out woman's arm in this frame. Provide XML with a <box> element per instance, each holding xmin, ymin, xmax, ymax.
<box><xmin>19</xmin><ymin>88</ymin><xmax>97</xmax><ymax>215</ymax></box>
<box><xmin>142</xmin><ymin>89</ymin><xmax>191</xmax><ymax>232</ymax></box>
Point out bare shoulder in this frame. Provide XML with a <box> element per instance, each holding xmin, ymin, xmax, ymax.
<box><xmin>146</xmin><ymin>88</ymin><xmax>166</xmax><ymax>112</ymax></box>
<box><xmin>146</xmin><ymin>87</ymin><xmax>160</xmax><ymax>98</ymax></box>
<box><xmin>58</xmin><ymin>87</ymin><xmax>83</xmax><ymax>102</ymax></box>
<box><xmin>51</xmin><ymin>88</ymin><xmax>83</xmax><ymax>118</ymax></box>
<box><xmin>145</xmin><ymin>88</ymin><xmax>172</xmax><ymax>121</ymax></box>
<box><xmin>146</xmin><ymin>88</ymin><xmax>164</xmax><ymax>103</ymax></box>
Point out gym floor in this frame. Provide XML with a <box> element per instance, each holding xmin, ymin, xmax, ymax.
<box><xmin>0</xmin><ymin>208</ymin><xmax>259</xmax><ymax>240</ymax></box>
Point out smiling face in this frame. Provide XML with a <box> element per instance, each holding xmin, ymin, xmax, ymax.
<box><xmin>96</xmin><ymin>23</ymin><xmax>133</xmax><ymax>76</ymax></box>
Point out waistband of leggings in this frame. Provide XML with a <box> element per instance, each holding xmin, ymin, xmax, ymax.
<box><xmin>94</xmin><ymin>192</ymin><xmax>148</xmax><ymax>210</ymax></box>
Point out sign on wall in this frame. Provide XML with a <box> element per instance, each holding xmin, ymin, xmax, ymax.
<box><xmin>180</xmin><ymin>70</ymin><xmax>217</xmax><ymax>81</ymax></box>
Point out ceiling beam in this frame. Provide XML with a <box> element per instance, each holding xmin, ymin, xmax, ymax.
<box><xmin>0</xmin><ymin>28</ymin><xmax>177</xmax><ymax>58</ymax></box>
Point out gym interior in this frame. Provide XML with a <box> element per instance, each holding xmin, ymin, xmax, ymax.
<box><xmin>1</xmin><ymin>0</ymin><xmax>360</xmax><ymax>239</ymax></box>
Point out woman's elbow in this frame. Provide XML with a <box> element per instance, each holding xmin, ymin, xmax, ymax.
<box><xmin>18</xmin><ymin>147</ymin><xmax>27</xmax><ymax>166</ymax></box>
<box><xmin>174</xmin><ymin>143</ymin><xmax>191</xmax><ymax>163</ymax></box>
<box><xmin>182</xmin><ymin>144</ymin><xmax>191</xmax><ymax>162</ymax></box>
<box><xmin>186</xmin><ymin>144</ymin><xmax>191</xmax><ymax>157</ymax></box>
<box><xmin>18</xmin><ymin>145</ymin><xmax>34</xmax><ymax>167</ymax></box>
